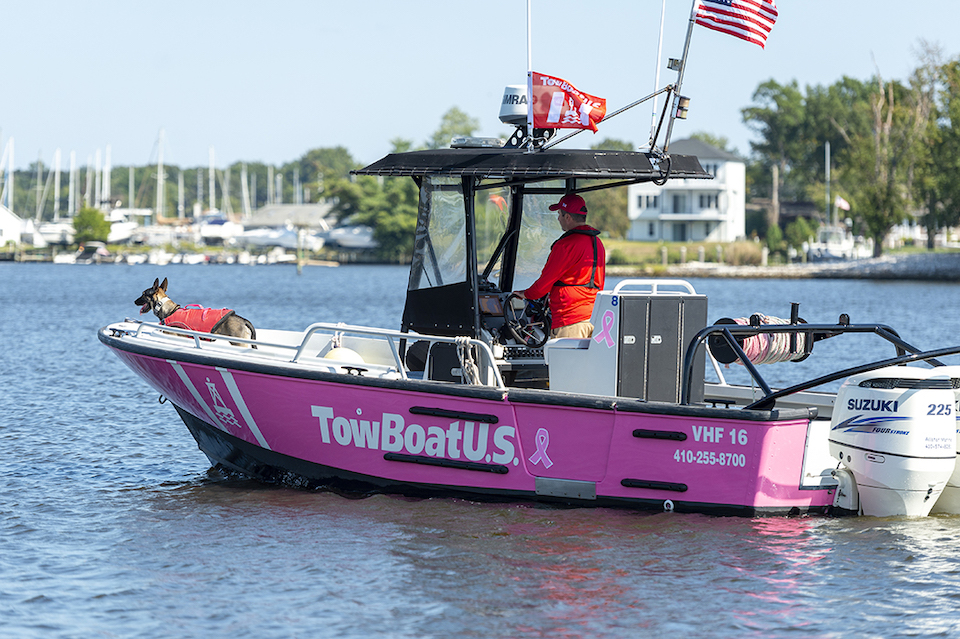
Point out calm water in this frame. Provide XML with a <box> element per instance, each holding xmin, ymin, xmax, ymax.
<box><xmin>4</xmin><ymin>262</ymin><xmax>960</xmax><ymax>638</ymax></box>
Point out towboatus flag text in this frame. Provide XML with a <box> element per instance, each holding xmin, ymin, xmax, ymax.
<box><xmin>531</xmin><ymin>72</ymin><xmax>606</xmax><ymax>132</ymax></box>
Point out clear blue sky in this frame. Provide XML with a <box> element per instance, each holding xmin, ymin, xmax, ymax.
<box><xmin>3</xmin><ymin>1</ymin><xmax>960</xmax><ymax>171</ymax></box>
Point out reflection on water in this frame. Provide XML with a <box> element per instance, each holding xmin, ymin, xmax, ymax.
<box><xmin>4</xmin><ymin>264</ymin><xmax>960</xmax><ymax>637</ymax></box>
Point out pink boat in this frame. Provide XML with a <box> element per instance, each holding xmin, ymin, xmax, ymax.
<box><xmin>100</xmin><ymin>93</ymin><xmax>960</xmax><ymax>518</ymax></box>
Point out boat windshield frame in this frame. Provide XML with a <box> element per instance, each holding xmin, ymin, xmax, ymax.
<box><xmin>354</xmin><ymin>147</ymin><xmax>712</xmax><ymax>339</ymax></box>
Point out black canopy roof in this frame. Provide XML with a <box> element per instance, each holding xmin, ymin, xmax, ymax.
<box><xmin>354</xmin><ymin>148</ymin><xmax>712</xmax><ymax>183</ymax></box>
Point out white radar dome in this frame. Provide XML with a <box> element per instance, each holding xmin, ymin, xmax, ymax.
<box><xmin>499</xmin><ymin>85</ymin><xmax>528</xmax><ymax>126</ymax></box>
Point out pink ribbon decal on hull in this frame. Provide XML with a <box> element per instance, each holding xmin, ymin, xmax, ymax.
<box><xmin>594</xmin><ymin>310</ymin><xmax>615</xmax><ymax>348</ymax></box>
<box><xmin>528</xmin><ymin>428</ymin><xmax>554</xmax><ymax>468</ymax></box>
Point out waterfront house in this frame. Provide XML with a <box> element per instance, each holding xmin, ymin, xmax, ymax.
<box><xmin>0</xmin><ymin>204</ymin><xmax>22</xmax><ymax>247</ymax></box>
<box><xmin>627</xmin><ymin>138</ymin><xmax>745</xmax><ymax>243</ymax></box>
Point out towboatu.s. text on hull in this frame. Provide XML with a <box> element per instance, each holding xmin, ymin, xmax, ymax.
<box><xmin>99</xmin><ymin>140</ymin><xmax>960</xmax><ymax>517</ymax></box>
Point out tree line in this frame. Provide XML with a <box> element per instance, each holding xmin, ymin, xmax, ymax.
<box><xmin>7</xmin><ymin>44</ymin><xmax>959</xmax><ymax>260</ymax></box>
<box><xmin>742</xmin><ymin>43</ymin><xmax>960</xmax><ymax>256</ymax></box>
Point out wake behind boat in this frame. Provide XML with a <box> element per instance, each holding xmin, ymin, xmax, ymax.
<box><xmin>98</xmin><ymin>3</ymin><xmax>960</xmax><ymax>517</ymax></box>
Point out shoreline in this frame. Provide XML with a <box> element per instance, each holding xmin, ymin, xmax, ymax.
<box><xmin>5</xmin><ymin>249</ymin><xmax>960</xmax><ymax>281</ymax></box>
<box><xmin>608</xmin><ymin>252</ymin><xmax>960</xmax><ymax>282</ymax></box>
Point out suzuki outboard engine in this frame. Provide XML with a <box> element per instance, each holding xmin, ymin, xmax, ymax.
<box><xmin>829</xmin><ymin>366</ymin><xmax>957</xmax><ymax>516</ymax></box>
<box><xmin>931</xmin><ymin>365</ymin><xmax>960</xmax><ymax>514</ymax></box>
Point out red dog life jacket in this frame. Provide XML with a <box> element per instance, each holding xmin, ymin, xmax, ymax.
<box><xmin>162</xmin><ymin>305</ymin><xmax>235</xmax><ymax>334</ymax></box>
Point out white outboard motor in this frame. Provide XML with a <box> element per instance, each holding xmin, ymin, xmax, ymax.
<box><xmin>829</xmin><ymin>365</ymin><xmax>957</xmax><ymax>516</ymax></box>
<box><xmin>931</xmin><ymin>366</ymin><xmax>960</xmax><ymax>514</ymax></box>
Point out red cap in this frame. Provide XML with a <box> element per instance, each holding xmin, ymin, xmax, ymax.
<box><xmin>548</xmin><ymin>193</ymin><xmax>588</xmax><ymax>216</ymax></box>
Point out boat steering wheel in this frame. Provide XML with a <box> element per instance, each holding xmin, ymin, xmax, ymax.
<box><xmin>502</xmin><ymin>293</ymin><xmax>549</xmax><ymax>349</ymax></box>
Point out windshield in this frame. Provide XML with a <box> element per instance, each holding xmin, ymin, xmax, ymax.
<box><xmin>408</xmin><ymin>177</ymin><xmax>465</xmax><ymax>291</ymax></box>
<box><xmin>475</xmin><ymin>186</ymin><xmax>511</xmax><ymax>284</ymax></box>
<box><xmin>408</xmin><ymin>177</ymin><xmax>568</xmax><ymax>293</ymax></box>
<box><xmin>512</xmin><ymin>186</ymin><xmax>565</xmax><ymax>291</ymax></box>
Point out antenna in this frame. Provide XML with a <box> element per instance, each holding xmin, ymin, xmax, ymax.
<box><xmin>649</xmin><ymin>0</ymin><xmax>667</xmax><ymax>148</ymax></box>
<box><xmin>662</xmin><ymin>1</ymin><xmax>700</xmax><ymax>153</ymax></box>
<box><xmin>525</xmin><ymin>0</ymin><xmax>534</xmax><ymax>153</ymax></box>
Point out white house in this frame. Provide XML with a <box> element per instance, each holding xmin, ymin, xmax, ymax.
<box><xmin>0</xmin><ymin>204</ymin><xmax>22</xmax><ymax>247</ymax></box>
<box><xmin>627</xmin><ymin>138</ymin><xmax>745</xmax><ymax>243</ymax></box>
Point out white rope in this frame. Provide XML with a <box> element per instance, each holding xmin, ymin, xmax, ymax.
<box><xmin>331</xmin><ymin>322</ymin><xmax>346</xmax><ymax>349</ymax></box>
<box><xmin>455</xmin><ymin>336</ymin><xmax>483</xmax><ymax>385</ymax></box>
<box><xmin>732</xmin><ymin>314</ymin><xmax>807</xmax><ymax>365</ymax></box>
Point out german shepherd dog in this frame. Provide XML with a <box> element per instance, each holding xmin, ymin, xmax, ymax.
<box><xmin>135</xmin><ymin>277</ymin><xmax>256</xmax><ymax>347</ymax></box>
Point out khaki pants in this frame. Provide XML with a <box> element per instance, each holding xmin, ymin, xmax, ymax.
<box><xmin>550</xmin><ymin>320</ymin><xmax>594</xmax><ymax>339</ymax></box>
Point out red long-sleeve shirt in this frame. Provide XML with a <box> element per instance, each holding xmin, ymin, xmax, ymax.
<box><xmin>524</xmin><ymin>226</ymin><xmax>605</xmax><ymax>328</ymax></box>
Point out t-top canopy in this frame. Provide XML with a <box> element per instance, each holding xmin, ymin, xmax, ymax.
<box><xmin>354</xmin><ymin>148</ymin><xmax>712</xmax><ymax>183</ymax></box>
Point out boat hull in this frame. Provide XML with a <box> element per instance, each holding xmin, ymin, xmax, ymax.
<box><xmin>101</xmin><ymin>330</ymin><xmax>837</xmax><ymax>516</ymax></box>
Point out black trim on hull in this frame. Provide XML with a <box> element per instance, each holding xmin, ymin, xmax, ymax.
<box><xmin>621</xmin><ymin>478</ymin><xmax>689</xmax><ymax>492</ymax></box>
<box><xmin>384</xmin><ymin>452</ymin><xmax>509</xmax><ymax>474</ymax></box>
<box><xmin>409</xmin><ymin>406</ymin><xmax>499</xmax><ymax>423</ymax></box>
<box><xmin>172</xmin><ymin>405</ymin><xmax>832</xmax><ymax>517</ymax></box>
<box><xmin>633</xmin><ymin>429</ymin><xmax>688</xmax><ymax>441</ymax></box>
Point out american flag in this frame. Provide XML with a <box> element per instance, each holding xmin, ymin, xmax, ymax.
<box><xmin>695</xmin><ymin>0</ymin><xmax>778</xmax><ymax>49</ymax></box>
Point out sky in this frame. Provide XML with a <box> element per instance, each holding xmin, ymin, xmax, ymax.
<box><xmin>3</xmin><ymin>0</ymin><xmax>960</xmax><ymax>172</ymax></box>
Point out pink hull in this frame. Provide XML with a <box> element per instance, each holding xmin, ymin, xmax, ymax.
<box><xmin>105</xmin><ymin>343</ymin><xmax>836</xmax><ymax>516</ymax></box>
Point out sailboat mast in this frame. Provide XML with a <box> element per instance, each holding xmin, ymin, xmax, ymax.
<box><xmin>95</xmin><ymin>149</ymin><xmax>102</xmax><ymax>209</ymax></box>
<box><xmin>53</xmin><ymin>149</ymin><xmax>61</xmax><ymax>220</ymax></box>
<box><xmin>68</xmin><ymin>151</ymin><xmax>76</xmax><ymax>215</ymax></box>
<box><xmin>103</xmin><ymin>145</ymin><xmax>111</xmax><ymax>208</ymax></box>
<box><xmin>209</xmin><ymin>147</ymin><xmax>215</xmax><ymax>212</ymax></box>
<box><xmin>240</xmin><ymin>163</ymin><xmax>251</xmax><ymax>217</ymax></box>
<box><xmin>156</xmin><ymin>129</ymin><xmax>164</xmax><ymax>219</ymax></box>
<box><xmin>0</xmin><ymin>137</ymin><xmax>12</xmax><ymax>212</ymax></box>
<box><xmin>85</xmin><ymin>155</ymin><xmax>93</xmax><ymax>208</ymax></box>
<box><xmin>35</xmin><ymin>151</ymin><xmax>43</xmax><ymax>221</ymax></box>
<box><xmin>825</xmin><ymin>141</ymin><xmax>833</xmax><ymax>226</ymax></box>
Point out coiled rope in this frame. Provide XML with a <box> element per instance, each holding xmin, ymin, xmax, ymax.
<box><xmin>729</xmin><ymin>314</ymin><xmax>807</xmax><ymax>365</ymax></box>
<box><xmin>455</xmin><ymin>336</ymin><xmax>483</xmax><ymax>385</ymax></box>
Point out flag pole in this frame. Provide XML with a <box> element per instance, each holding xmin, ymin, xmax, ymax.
<box><xmin>662</xmin><ymin>0</ymin><xmax>700</xmax><ymax>153</ymax></box>
<box><xmin>525</xmin><ymin>0</ymin><xmax>535</xmax><ymax>153</ymax></box>
<box><xmin>649</xmin><ymin>0</ymin><xmax>667</xmax><ymax>149</ymax></box>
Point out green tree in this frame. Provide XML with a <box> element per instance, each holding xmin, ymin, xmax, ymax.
<box><xmin>327</xmin><ymin>175</ymin><xmax>418</xmax><ymax>261</ymax></box>
<box><xmin>73</xmin><ymin>206</ymin><xmax>111</xmax><ymax>244</ymax></box>
<box><xmin>784</xmin><ymin>216</ymin><xmax>817</xmax><ymax>250</ymax></box>
<box><xmin>765</xmin><ymin>222</ymin><xmax>784</xmax><ymax>255</ymax></box>
<box><xmin>801</xmin><ymin>76</ymin><xmax>873</xmax><ymax>193</ymax></box>
<box><xmin>298</xmin><ymin>146</ymin><xmax>359</xmax><ymax>196</ymax></box>
<box><xmin>915</xmin><ymin>53</ymin><xmax>960</xmax><ymax>248</ymax></box>
<box><xmin>690</xmin><ymin>131</ymin><xmax>736</xmax><ymax>155</ymax></box>
<box><xmin>427</xmin><ymin>107</ymin><xmax>480</xmax><ymax>149</ymax></box>
<box><xmin>389</xmin><ymin>138</ymin><xmax>415</xmax><ymax>154</ymax></box>
<box><xmin>843</xmin><ymin>71</ymin><xmax>932</xmax><ymax>256</ymax></box>
<box><xmin>936</xmin><ymin>59</ymin><xmax>960</xmax><ymax>238</ymax></box>
<box><xmin>586</xmin><ymin>138</ymin><xmax>634</xmax><ymax>239</ymax></box>
<box><xmin>741</xmin><ymin>79</ymin><xmax>808</xmax><ymax>201</ymax></box>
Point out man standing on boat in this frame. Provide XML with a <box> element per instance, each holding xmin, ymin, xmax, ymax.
<box><xmin>516</xmin><ymin>193</ymin><xmax>605</xmax><ymax>339</ymax></box>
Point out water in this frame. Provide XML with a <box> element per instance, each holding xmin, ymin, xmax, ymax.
<box><xmin>4</xmin><ymin>263</ymin><xmax>960</xmax><ymax>638</ymax></box>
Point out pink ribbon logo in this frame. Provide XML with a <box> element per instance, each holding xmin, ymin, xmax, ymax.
<box><xmin>594</xmin><ymin>310</ymin><xmax>616</xmax><ymax>348</ymax></box>
<box><xmin>527</xmin><ymin>428</ymin><xmax>554</xmax><ymax>468</ymax></box>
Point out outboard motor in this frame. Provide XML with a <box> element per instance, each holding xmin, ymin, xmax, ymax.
<box><xmin>931</xmin><ymin>366</ymin><xmax>960</xmax><ymax>514</ymax></box>
<box><xmin>829</xmin><ymin>366</ymin><xmax>957</xmax><ymax>516</ymax></box>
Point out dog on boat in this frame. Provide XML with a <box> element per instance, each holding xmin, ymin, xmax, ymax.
<box><xmin>135</xmin><ymin>277</ymin><xmax>256</xmax><ymax>347</ymax></box>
